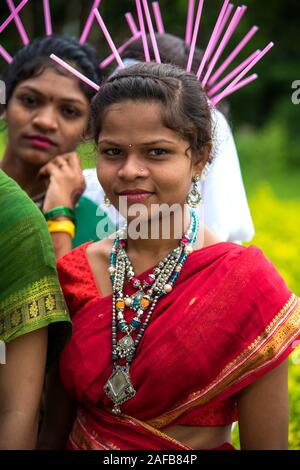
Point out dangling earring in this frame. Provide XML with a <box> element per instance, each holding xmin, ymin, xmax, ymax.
<box><xmin>187</xmin><ymin>174</ymin><xmax>202</xmax><ymax>208</ymax></box>
<box><xmin>103</xmin><ymin>195</ymin><xmax>111</xmax><ymax>207</ymax></box>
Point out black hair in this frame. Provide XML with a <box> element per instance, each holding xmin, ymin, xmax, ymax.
<box><xmin>122</xmin><ymin>33</ymin><xmax>228</xmax><ymax>116</ymax></box>
<box><xmin>90</xmin><ymin>62</ymin><xmax>212</xmax><ymax>163</ymax></box>
<box><xmin>3</xmin><ymin>35</ymin><xmax>102</xmax><ymax>105</ymax></box>
<box><xmin>122</xmin><ymin>33</ymin><xmax>204</xmax><ymax>77</ymax></box>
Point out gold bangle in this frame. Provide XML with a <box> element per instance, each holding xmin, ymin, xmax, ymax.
<box><xmin>47</xmin><ymin>220</ymin><xmax>75</xmax><ymax>239</ymax></box>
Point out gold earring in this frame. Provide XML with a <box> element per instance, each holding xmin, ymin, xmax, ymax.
<box><xmin>187</xmin><ymin>174</ymin><xmax>202</xmax><ymax>208</ymax></box>
<box><xmin>103</xmin><ymin>195</ymin><xmax>111</xmax><ymax>207</ymax></box>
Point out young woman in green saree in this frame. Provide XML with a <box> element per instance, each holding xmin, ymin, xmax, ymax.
<box><xmin>0</xmin><ymin>169</ymin><xmax>70</xmax><ymax>449</ymax></box>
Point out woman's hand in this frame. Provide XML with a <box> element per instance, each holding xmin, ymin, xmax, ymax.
<box><xmin>39</xmin><ymin>152</ymin><xmax>86</xmax><ymax>212</ymax></box>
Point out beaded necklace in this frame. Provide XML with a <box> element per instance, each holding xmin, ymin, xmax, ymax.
<box><xmin>104</xmin><ymin>208</ymin><xmax>199</xmax><ymax>414</ymax></box>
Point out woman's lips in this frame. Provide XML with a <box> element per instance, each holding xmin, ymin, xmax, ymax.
<box><xmin>25</xmin><ymin>136</ymin><xmax>56</xmax><ymax>150</ymax></box>
<box><xmin>120</xmin><ymin>193</ymin><xmax>154</xmax><ymax>202</ymax></box>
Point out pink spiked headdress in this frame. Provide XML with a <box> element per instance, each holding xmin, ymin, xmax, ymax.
<box><xmin>1</xmin><ymin>0</ymin><xmax>274</xmax><ymax>109</ymax></box>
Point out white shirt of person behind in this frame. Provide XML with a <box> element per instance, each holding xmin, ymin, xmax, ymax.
<box><xmin>82</xmin><ymin>108</ymin><xmax>254</xmax><ymax>244</ymax></box>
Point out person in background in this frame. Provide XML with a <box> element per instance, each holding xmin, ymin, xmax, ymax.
<box><xmin>0</xmin><ymin>35</ymin><xmax>114</xmax><ymax>259</ymax></box>
<box><xmin>0</xmin><ymin>170</ymin><xmax>71</xmax><ymax>449</ymax></box>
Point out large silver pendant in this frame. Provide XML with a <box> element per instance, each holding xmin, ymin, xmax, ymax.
<box><xmin>104</xmin><ymin>365</ymin><xmax>136</xmax><ymax>414</ymax></box>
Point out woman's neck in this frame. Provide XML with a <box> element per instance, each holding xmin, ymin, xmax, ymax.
<box><xmin>1</xmin><ymin>148</ymin><xmax>46</xmax><ymax>198</ymax></box>
<box><xmin>125</xmin><ymin>207</ymin><xmax>199</xmax><ymax>261</ymax></box>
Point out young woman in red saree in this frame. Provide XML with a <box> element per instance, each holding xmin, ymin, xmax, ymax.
<box><xmin>39</xmin><ymin>63</ymin><xmax>300</xmax><ymax>450</ymax></box>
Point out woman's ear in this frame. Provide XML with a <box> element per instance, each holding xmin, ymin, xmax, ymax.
<box><xmin>193</xmin><ymin>141</ymin><xmax>213</xmax><ymax>176</ymax></box>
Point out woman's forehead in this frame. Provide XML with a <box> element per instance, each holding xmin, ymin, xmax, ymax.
<box><xmin>14</xmin><ymin>68</ymin><xmax>88</xmax><ymax>104</ymax></box>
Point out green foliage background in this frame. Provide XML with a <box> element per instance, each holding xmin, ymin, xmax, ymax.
<box><xmin>1</xmin><ymin>0</ymin><xmax>299</xmax><ymax>449</ymax></box>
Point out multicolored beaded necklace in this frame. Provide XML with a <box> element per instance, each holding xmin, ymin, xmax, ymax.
<box><xmin>104</xmin><ymin>208</ymin><xmax>199</xmax><ymax>414</ymax></box>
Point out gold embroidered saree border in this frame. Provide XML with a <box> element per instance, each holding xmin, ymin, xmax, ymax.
<box><xmin>71</xmin><ymin>409</ymin><xmax>190</xmax><ymax>450</ymax></box>
<box><xmin>116</xmin><ymin>413</ymin><xmax>192</xmax><ymax>450</ymax></box>
<box><xmin>148</xmin><ymin>294</ymin><xmax>300</xmax><ymax>429</ymax></box>
<box><xmin>0</xmin><ymin>275</ymin><xmax>70</xmax><ymax>342</ymax></box>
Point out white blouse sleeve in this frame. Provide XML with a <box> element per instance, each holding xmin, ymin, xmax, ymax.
<box><xmin>200</xmin><ymin>108</ymin><xmax>255</xmax><ymax>242</ymax></box>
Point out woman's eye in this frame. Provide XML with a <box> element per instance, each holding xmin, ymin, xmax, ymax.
<box><xmin>148</xmin><ymin>148</ymin><xmax>167</xmax><ymax>156</ymax></box>
<box><xmin>20</xmin><ymin>95</ymin><xmax>38</xmax><ymax>107</ymax></box>
<box><xmin>61</xmin><ymin>107</ymin><xmax>81</xmax><ymax>118</ymax></box>
<box><xmin>104</xmin><ymin>148</ymin><xmax>122</xmax><ymax>156</ymax></box>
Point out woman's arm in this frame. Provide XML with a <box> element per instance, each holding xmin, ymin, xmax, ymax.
<box><xmin>237</xmin><ymin>359</ymin><xmax>289</xmax><ymax>450</ymax></box>
<box><xmin>0</xmin><ymin>328</ymin><xmax>47</xmax><ymax>449</ymax></box>
<box><xmin>38</xmin><ymin>361</ymin><xmax>77</xmax><ymax>450</ymax></box>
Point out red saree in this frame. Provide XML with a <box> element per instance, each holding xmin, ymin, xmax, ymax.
<box><xmin>57</xmin><ymin>241</ymin><xmax>300</xmax><ymax>450</ymax></box>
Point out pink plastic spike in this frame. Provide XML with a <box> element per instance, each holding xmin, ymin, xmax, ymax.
<box><xmin>0</xmin><ymin>0</ymin><xmax>28</xmax><ymax>34</ymax></box>
<box><xmin>208</xmin><ymin>49</ymin><xmax>260</xmax><ymax>97</ymax></box>
<box><xmin>152</xmin><ymin>2</ymin><xmax>165</xmax><ymax>34</ymax></box>
<box><xmin>208</xmin><ymin>25</ymin><xmax>258</xmax><ymax>86</ymax></box>
<box><xmin>6</xmin><ymin>0</ymin><xmax>29</xmax><ymax>45</ymax></box>
<box><xmin>79</xmin><ymin>0</ymin><xmax>101</xmax><ymax>44</ymax></box>
<box><xmin>0</xmin><ymin>45</ymin><xmax>13</xmax><ymax>64</ymax></box>
<box><xmin>201</xmin><ymin>5</ymin><xmax>247</xmax><ymax>88</ymax></box>
<box><xmin>125</xmin><ymin>12</ymin><xmax>139</xmax><ymax>36</ymax></box>
<box><xmin>206</xmin><ymin>3</ymin><xmax>234</xmax><ymax>63</ymax></box>
<box><xmin>186</xmin><ymin>0</ymin><xmax>204</xmax><ymax>73</ymax></box>
<box><xmin>210</xmin><ymin>73</ymin><xmax>258</xmax><ymax>105</ymax></box>
<box><xmin>50</xmin><ymin>54</ymin><xmax>100</xmax><ymax>91</ymax></box>
<box><xmin>185</xmin><ymin>0</ymin><xmax>195</xmax><ymax>46</ymax></box>
<box><xmin>99</xmin><ymin>33</ymin><xmax>142</xmax><ymax>69</ymax></box>
<box><xmin>93</xmin><ymin>8</ymin><xmax>125</xmax><ymax>69</ymax></box>
<box><xmin>211</xmin><ymin>42</ymin><xmax>274</xmax><ymax>105</ymax></box>
<box><xmin>142</xmin><ymin>0</ymin><xmax>161</xmax><ymax>63</ymax></box>
<box><xmin>136</xmin><ymin>0</ymin><xmax>150</xmax><ymax>62</ymax></box>
<box><xmin>196</xmin><ymin>0</ymin><xmax>230</xmax><ymax>80</ymax></box>
<box><xmin>43</xmin><ymin>0</ymin><xmax>52</xmax><ymax>36</ymax></box>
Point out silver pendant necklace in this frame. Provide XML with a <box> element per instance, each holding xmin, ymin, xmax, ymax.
<box><xmin>104</xmin><ymin>208</ymin><xmax>198</xmax><ymax>414</ymax></box>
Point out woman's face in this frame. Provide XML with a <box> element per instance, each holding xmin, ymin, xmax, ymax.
<box><xmin>5</xmin><ymin>68</ymin><xmax>90</xmax><ymax>166</ymax></box>
<box><xmin>97</xmin><ymin>100</ymin><xmax>205</xmax><ymax>220</ymax></box>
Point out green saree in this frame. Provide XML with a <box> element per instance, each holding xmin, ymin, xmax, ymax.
<box><xmin>0</xmin><ymin>170</ymin><xmax>71</xmax><ymax>366</ymax></box>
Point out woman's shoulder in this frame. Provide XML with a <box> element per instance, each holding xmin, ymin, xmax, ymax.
<box><xmin>56</xmin><ymin>237</ymin><xmax>115</xmax><ymax>315</ymax></box>
<box><xmin>223</xmin><ymin>243</ymin><xmax>292</xmax><ymax>307</ymax></box>
<box><xmin>0</xmin><ymin>170</ymin><xmax>46</xmax><ymax>228</ymax></box>
<box><xmin>195</xmin><ymin>240</ymin><xmax>290</xmax><ymax>294</ymax></box>
<box><xmin>58</xmin><ymin>235</ymin><xmax>115</xmax><ymax>269</ymax></box>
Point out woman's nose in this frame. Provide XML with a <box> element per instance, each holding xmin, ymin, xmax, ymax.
<box><xmin>32</xmin><ymin>106</ymin><xmax>58</xmax><ymax>132</ymax></box>
<box><xmin>118</xmin><ymin>155</ymin><xmax>149</xmax><ymax>180</ymax></box>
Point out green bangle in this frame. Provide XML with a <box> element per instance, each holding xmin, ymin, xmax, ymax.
<box><xmin>44</xmin><ymin>206</ymin><xmax>76</xmax><ymax>223</ymax></box>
